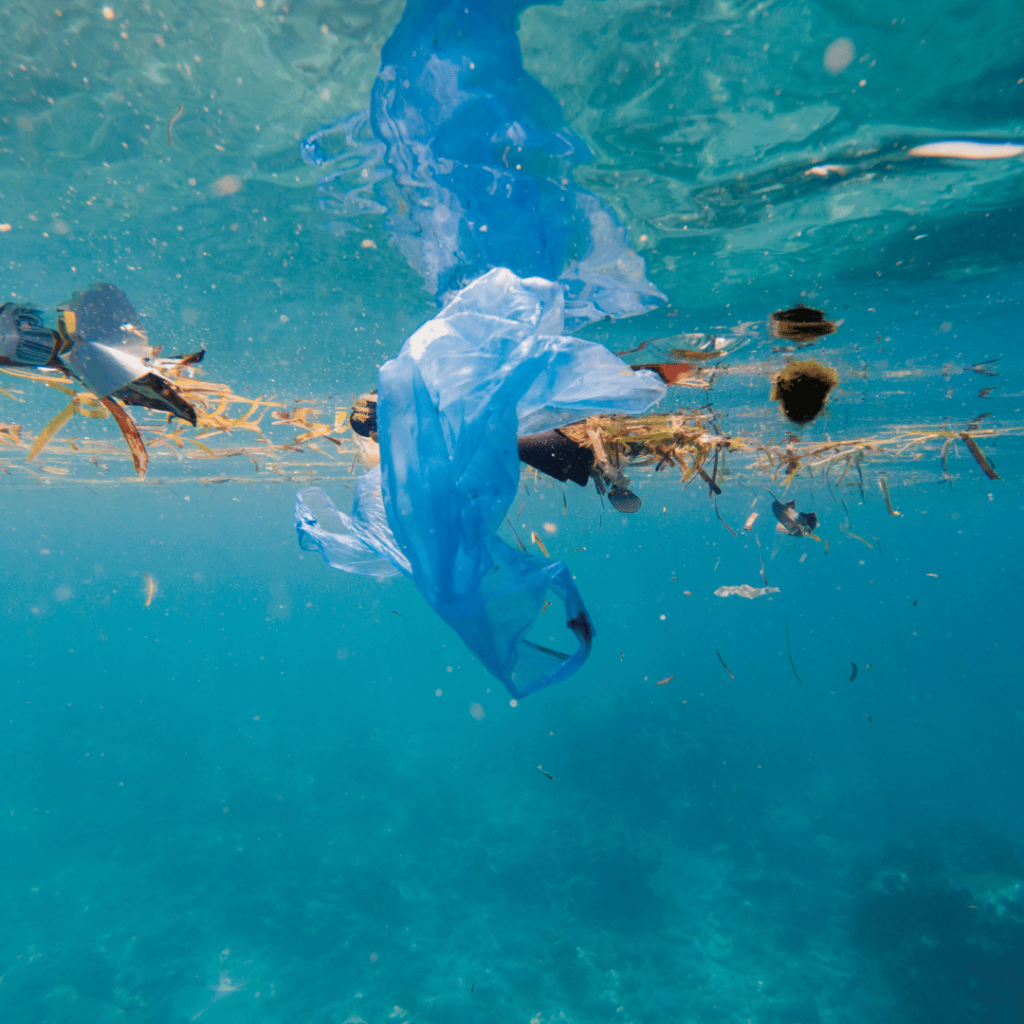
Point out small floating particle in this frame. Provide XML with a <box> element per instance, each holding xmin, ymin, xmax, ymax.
<box><xmin>0</xmin><ymin>224</ymin><xmax>12</xmax><ymax>233</ymax></box>
<box><xmin>212</xmin><ymin>174</ymin><xmax>243</xmax><ymax>197</ymax></box>
<box><xmin>360</xmin><ymin>238</ymin><xmax>377</xmax><ymax>249</ymax></box>
<box><xmin>805</xmin><ymin>163</ymin><xmax>848</xmax><ymax>177</ymax></box>
<box><xmin>143</xmin><ymin>572</ymin><xmax>157</xmax><ymax>607</ymax></box>
<box><xmin>743</xmin><ymin>511</ymin><xmax>759</xmax><ymax>531</ymax></box>
<box><xmin>530</xmin><ymin>531</ymin><xmax>550</xmax><ymax>558</ymax></box>
<box><xmin>102</xmin><ymin>5</ymin><xmax>115</xmax><ymax>19</ymax></box>
<box><xmin>538</xmin><ymin>765</ymin><xmax>554</xmax><ymax>780</ymax></box>
<box><xmin>655</xmin><ymin>674</ymin><xmax>674</xmax><ymax>686</ymax></box>
<box><xmin>926</xmin><ymin>573</ymin><xmax>939</xmax><ymax>578</ymax></box>
<box><xmin>469</xmin><ymin>702</ymin><xmax>485</xmax><ymax>721</ymax></box>
<box><xmin>849</xmin><ymin>661</ymin><xmax>859</xmax><ymax>682</ymax></box>
<box><xmin>823</xmin><ymin>37</ymin><xmax>855</xmax><ymax>73</ymax></box>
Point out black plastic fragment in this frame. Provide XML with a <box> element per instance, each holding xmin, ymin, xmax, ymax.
<box><xmin>517</xmin><ymin>429</ymin><xmax>595</xmax><ymax>487</ymax></box>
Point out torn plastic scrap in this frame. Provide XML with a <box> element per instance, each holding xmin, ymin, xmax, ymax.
<box><xmin>297</xmin><ymin>268</ymin><xmax>665</xmax><ymax>697</ymax></box>
<box><xmin>714</xmin><ymin>584</ymin><xmax>781</xmax><ymax>599</ymax></box>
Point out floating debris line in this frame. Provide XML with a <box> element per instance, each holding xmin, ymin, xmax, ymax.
<box><xmin>1</xmin><ymin>366</ymin><xmax>1018</xmax><ymax>489</ymax></box>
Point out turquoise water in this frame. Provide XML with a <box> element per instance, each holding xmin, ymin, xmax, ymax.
<box><xmin>2</xmin><ymin>2</ymin><xmax>1023</xmax><ymax>1022</ymax></box>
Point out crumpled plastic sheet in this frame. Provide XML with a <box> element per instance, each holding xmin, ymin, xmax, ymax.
<box><xmin>301</xmin><ymin>0</ymin><xmax>665</xmax><ymax>330</ymax></box>
<box><xmin>297</xmin><ymin>268</ymin><xmax>666</xmax><ymax>697</ymax></box>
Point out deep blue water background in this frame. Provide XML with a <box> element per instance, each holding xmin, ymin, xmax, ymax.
<box><xmin>3</xmin><ymin>1</ymin><xmax>1024</xmax><ymax>1022</ymax></box>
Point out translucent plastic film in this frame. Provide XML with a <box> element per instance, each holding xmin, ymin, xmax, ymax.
<box><xmin>298</xmin><ymin>269</ymin><xmax>665</xmax><ymax>696</ymax></box>
<box><xmin>302</xmin><ymin>0</ymin><xmax>665</xmax><ymax>328</ymax></box>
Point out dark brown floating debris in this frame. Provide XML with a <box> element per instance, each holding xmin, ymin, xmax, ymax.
<box><xmin>771</xmin><ymin>358</ymin><xmax>839</xmax><ymax>423</ymax></box>
<box><xmin>850</xmin><ymin>662</ymin><xmax>859</xmax><ymax>682</ymax></box>
<box><xmin>772</xmin><ymin>498</ymin><xmax>818</xmax><ymax>537</ymax></box>
<box><xmin>960</xmin><ymin>431</ymin><xmax>999</xmax><ymax>480</ymax></box>
<box><xmin>770</xmin><ymin>303</ymin><xmax>837</xmax><ymax>342</ymax></box>
<box><xmin>349</xmin><ymin>394</ymin><xmax>379</xmax><ymax>440</ymax></box>
<box><xmin>716</xmin><ymin>650</ymin><xmax>735</xmax><ymax>679</ymax></box>
<box><xmin>784</xmin><ymin>617</ymin><xmax>803</xmax><ymax>686</ymax></box>
<box><xmin>967</xmin><ymin>359</ymin><xmax>999</xmax><ymax>377</ymax></box>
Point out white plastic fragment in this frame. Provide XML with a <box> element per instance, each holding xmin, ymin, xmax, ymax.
<box><xmin>908</xmin><ymin>141</ymin><xmax>1024</xmax><ymax>160</ymax></box>
<box><xmin>714</xmin><ymin>584</ymin><xmax>781</xmax><ymax>599</ymax></box>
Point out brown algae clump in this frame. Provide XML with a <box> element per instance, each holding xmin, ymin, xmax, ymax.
<box><xmin>771</xmin><ymin>358</ymin><xmax>839</xmax><ymax>423</ymax></box>
<box><xmin>770</xmin><ymin>303</ymin><xmax>837</xmax><ymax>342</ymax></box>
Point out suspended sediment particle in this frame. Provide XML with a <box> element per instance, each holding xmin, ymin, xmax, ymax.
<box><xmin>770</xmin><ymin>304</ymin><xmax>837</xmax><ymax>342</ymax></box>
<box><xmin>771</xmin><ymin>358</ymin><xmax>839</xmax><ymax>423</ymax></box>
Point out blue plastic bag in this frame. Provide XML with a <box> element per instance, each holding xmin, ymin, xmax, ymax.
<box><xmin>297</xmin><ymin>269</ymin><xmax>665</xmax><ymax>696</ymax></box>
<box><xmin>301</xmin><ymin>0</ymin><xmax>664</xmax><ymax>329</ymax></box>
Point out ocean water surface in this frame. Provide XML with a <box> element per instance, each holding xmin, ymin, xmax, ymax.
<box><xmin>1</xmin><ymin>2</ymin><xmax>1023</xmax><ymax>1022</ymax></box>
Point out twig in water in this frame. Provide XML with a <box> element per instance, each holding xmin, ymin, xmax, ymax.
<box><xmin>716</xmin><ymin>649</ymin><xmax>734</xmax><ymax>680</ymax></box>
<box><xmin>960</xmin><ymin>431</ymin><xmax>999</xmax><ymax>480</ymax></box>
<box><xmin>505</xmin><ymin>516</ymin><xmax>526</xmax><ymax>551</ymax></box>
<box><xmin>712</xmin><ymin>492</ymin><xmax>737</xmax><ymax>536</ymax></box>
<box><xmin>167</xmin><ymin>103</ymin><xmax>184</xmax><ymax>147</ymax></box>
<box><xmin>879</xmin><ymin>477</ymin><xmax>901</xmax><ymax>516</ymax></box>
<box><xmin>755</xmin><ymin>533</ymin><xmax>769</xmax><ymax>586</ymax></box>
<box><xmin>784</xmin><ymin>617</ymin><xmax>803</xmax><ymax>686</ymax></box>
<box><xmin>940</xmin><ymin>437</ymin><xmax>954</xmax><ymax>487</ymax></box>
